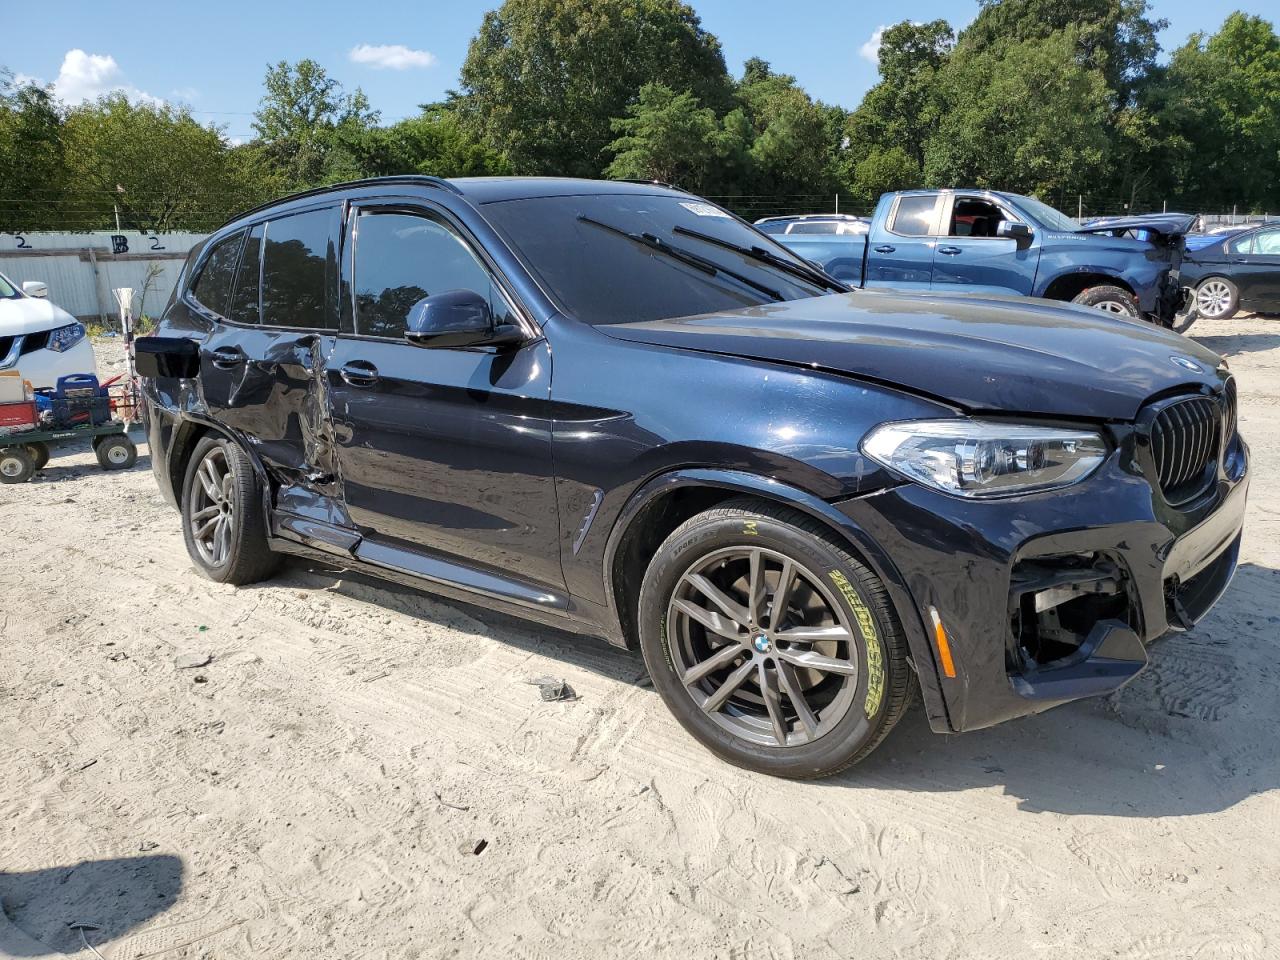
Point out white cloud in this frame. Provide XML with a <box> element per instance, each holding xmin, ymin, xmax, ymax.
<box><xmin>348</xmin><ymin>43</ymin><xmax>437</xmax><ymax>70</ymax></box>
<box><xmin>859</xmin><ymin>26</ymin><xmax>887</xmax><ymax>65</ymax></box>
<box><xmin>44</xmin><ymin>49</ymin><xmax>163</xmax><ymax>105</ymax></box>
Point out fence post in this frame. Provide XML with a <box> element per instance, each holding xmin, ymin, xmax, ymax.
<box><xmin>1077</xmin><ymin>195</ymin><xmax>1083</xmax><ymax>220</ymax></box>
<box><xmin>834</xmin><ymin>194</ymin><xmax>839</xmax><ymax>214</ymax></box>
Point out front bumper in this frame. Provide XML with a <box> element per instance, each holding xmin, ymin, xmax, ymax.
<box><xmin>838</xmin><ymin>428</ymin><xmax>1248</xmax><ymax>733</ymax></box>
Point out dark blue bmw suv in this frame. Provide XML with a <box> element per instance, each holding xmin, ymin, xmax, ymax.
<box><xmin>139</xmin><ymin>176</ymin><xmax>1248</xmax><ymax>778</ymax></box>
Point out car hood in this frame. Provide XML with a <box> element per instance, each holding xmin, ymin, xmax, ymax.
<box><xmin>599</xmin><ymin>290</ymin><xmax>1225</xmax><ymax>421</ymax></box>
<box><xmin>1078</xmin><ymin>213</ymin><xmax>1197</xmax><ymax>239</ymax></box>
<box><xmin>0</xmin><ymin>296</ymin><xmax>77</xmax><ymax>336</ymax></box>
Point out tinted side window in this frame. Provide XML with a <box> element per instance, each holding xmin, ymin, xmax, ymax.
<box><xmin>352</xmin><ymin>211</ymin><xmax>512</xmax><ymax>339</ymax></box>
<box><xmin>261</xmin><ymin>208</ymin><xmax>336</xmax><ymax>329</ymax></box>
<box><xmin>190</xmin><ymin>231</ymin><xmax>244</xmax><ymax>317</ymax></box>
<box><xmin>891</xmin><ymin>196</ymin><xmax>939</xmax><ymax>237</ymax></box>
<box><xmin>1227</xmin><ymin>233</ymin><xmax>1254</xmax><ymax>255</ymax></box>
<box><xmin>229</xmin><ymin>224</ymin><xmax>263</xmax><ymax>325</ymax></box>
<box><xmin>1255</xmin><ymin>228</ymin><xmax>1280</xmax><ymax>255</ymax></box>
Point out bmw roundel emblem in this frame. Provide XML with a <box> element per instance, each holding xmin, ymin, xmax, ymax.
<box><xmin>1170</xmin><ymin>356</ymin><xmax>1204</xmax><ymax>373</ymax></box>
<box><xmin>753</xmin><ymin>633</ymin><xmax>772</xmax><ymax>654</ymax></box>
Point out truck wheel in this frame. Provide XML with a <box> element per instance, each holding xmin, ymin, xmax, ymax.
<box><xmin>1073</xmin><ymin>285</ymin><xmax>1142</xmax><ymax>318</ymax></box>
<box><xmin>26</xmin><ymin>442</ymin><xmax>49</xmax><ymax>470</ymax></box>
<box><xmin>0</xmin><ymin>446</ymin><xmax>36</xmax><ymax>484</ymax></box>
<box><xmin>637</xmin><ymin>497</ymin><xmax>915</xmax><ymax>779</ymax></box>
<box><xmin>1193</xmin><ymin>278</ymin><xmax>1239</xmax><ymax>320</ymax></box>
<box><xmin>96</xmin><ymin>435</ymin><xmax>137</xmax><ymax>470</ymax></box>
<box><xmin>181</xmin><ymin>435</ymin><xmax>281</xmax><ymax>585</ymax></box>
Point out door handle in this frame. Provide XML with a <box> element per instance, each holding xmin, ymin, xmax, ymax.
<box><xmin>874</xmin><ymin>245</ymin><xmax>896</xmax><ymax>254</ymax></box>
<box><xmin>210</xmin><ymin>345</ymin><xmax>246</xmax><ymax>369</ymax></box>
<box><xmin>938</xmin><ymin>246</ymin><xmax>962</xmax><ymax>255</ymax></box>
<box><xmin>340</xmin><ymin>361</ymin><xmax>380</xmax><ymax>388</ymax></box>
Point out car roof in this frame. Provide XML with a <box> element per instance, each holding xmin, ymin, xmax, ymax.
<box><xmin>219</xmin><ymin>175</ymin><xmax>690</xmax><ymax>231</ymax></box>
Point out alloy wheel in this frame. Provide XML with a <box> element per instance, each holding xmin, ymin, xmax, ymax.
<box><xmin>1094</xmin><ymin>299</ymin><xmax>1133</xmax><ymax>315</ymax></box>
<box><xmin>666</xmin><ymin>546</ymin><xmax>861</xmax><ymax>748</ymax></box>
<box><xmin>1196</xmin><ymin>280</ymin><xmax>1234</xmax><ymax>318</ymax></box>
<box><xmin>189</xmin><ymin>447</ymin><xmax>236</xmax><ymax>567</ymax></box>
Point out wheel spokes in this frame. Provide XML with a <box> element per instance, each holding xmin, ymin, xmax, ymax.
<box><xmin>671</xmin><ymin>597</ymin><xmax>745</xmax><ymax>642</ymax></box>
<box><xmin>776</xmin><ymin>647</ymin><xmax>858</xmax><ymax>676</ymax></box>
<box><xmin>701</xmin><ymin>659</ymin><xmax>757</xmax><ymax>715</ymax></box>
<box><xmin>759</xmin><ymin>663</ymin><xmax>788</xmax><ymax>745</ymax></box>
<box><xmin>680</xmin><ymin>643</ymin><xmax>744</xmax><ymax>687</ymax></box>
<box><xmin>777</xmin><ymin>661</ymin><xmax>818</xmax><ymax>738</ymax></box>
<box><xmin>683</xmin><ymin>572</ymin><xmax>751</xmax><ymax>628</ymax></box>
<box><xmin>775</xmin><ymin>624</ymin><xmax>852</xmax><ymax>644</ymax></box>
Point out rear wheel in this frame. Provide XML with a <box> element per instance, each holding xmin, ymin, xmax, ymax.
<box><xmin>181</xmin><ymin>435</ymin><xmax>280</xmax><ymax>585</ymax></box>
<box><xmin>95</xmin><ymin>434</ymin><xmax>137</xmax><ymax>470</ymax></box>
<box><xmin>0</xmin><ymin>446</ymin><xmax>35</xmax><ymax>484</ymax></box>
<box><xmin>1072</xmin><ymin>285</ymin><xmax>1142</xmax><ymax>318</ymax></box>
<box><xmin>637</xmin><ymin>498</ymin><xmax>914</xmax><ymax>779</ymax></box>
<box><xmin>1194</xmin><ymin>278</ymin><xmax>1239</xmax><ymax>320</ymax></box>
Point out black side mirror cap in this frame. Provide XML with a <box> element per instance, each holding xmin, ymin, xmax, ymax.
<box><xmin>998</xmin><ymin>221</ymin><xmax>1033</xmax><ymax>249</ymax></box>
<box><xmin>404</xmin><ymin>289</ymin><xmax>523</xmax><ymax>350</ymax></box>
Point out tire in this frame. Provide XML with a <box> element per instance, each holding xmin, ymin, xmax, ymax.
<box><xmin>95</xmin><ymin>435</ymin><xmax>137</xmax><ymax>470</ymax></box>
<box><xmin>1193</xmin><ymin>277</ymin><xmax>1239</xmax><ymax>320</ymax></box>
<box><xmin>637</xmin><ymin>498</ymin><xmax>915</xmax><ymax>779</ymax></box>
<box><xmin>26</xmin><ymin>442</ymin><xmax>49</xmax><ymax>471</ymax></box>
<box><xmin>1072</xmin><ymin>285</ymin><xmax>1142</xmax><ymax>318</ymax></box>
<box><xmin>180</xmin><ymin>434</ymin><xmax>281</xmax><ymax>585</ymax></box>
<box><xmin>0</xmin><ymin>446</ymin><xmax>35</xmax><ymax>484</ymax></box>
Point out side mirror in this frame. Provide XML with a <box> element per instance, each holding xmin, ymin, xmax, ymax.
<box><xmin>404</xmin><ymin>289</ymin><xmax>523</xmax><ymax>350</ymax></box>
<box><xmin>997</xmin><ymin>221</ymin><xmax>1033</xmax><ymax>250</ymax></box>
<box><xmin>22</xmin><ymin>281</ymin><xmax>48</xmax><ymax>299</ymax></box>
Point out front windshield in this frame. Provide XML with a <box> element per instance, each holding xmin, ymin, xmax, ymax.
<box><xmin>1017</xmin><ymin>196</ymin><xmax>1080</xmax><ymax>233</ymax></box>
<box><xmin>481</xmin><ymin>193</ymin><xmax>831</xmax><ymax>325</ymax></box>
<box><xmin>0</xmin><ymin>272</ymin><xmax>19</xmax><ymax>299</ymax></box>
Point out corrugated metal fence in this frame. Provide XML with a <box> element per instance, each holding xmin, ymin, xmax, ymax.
<box><xmin>0</xmin><ymin>231</ymin><xmax>208</xmax><ymax>324</ymax></box>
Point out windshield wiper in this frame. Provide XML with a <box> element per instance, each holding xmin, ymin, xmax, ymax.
<box><xmin>578</xmin><ymin>215</ymin><xmax>783</xmax><ymax>302</ymax></box>
<box><xmin>673</xmin><ymin>225</ymin><xmax>850</xmax><ymax>293</ymax></box>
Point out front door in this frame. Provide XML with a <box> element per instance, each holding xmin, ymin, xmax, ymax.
<box><xmin>194</xmin><ymin>206</ymin><xmax>345</xmax><ymax>518</ymax></box>
<box><xmin>326</xmin><ymin>202</ymin><xmax>564</xmax><ymax>593</ymax></box>
<box><xmin>930</xmin><ymin>195</ymin><xmax>1038</xmax><ymax>296</ymax></box>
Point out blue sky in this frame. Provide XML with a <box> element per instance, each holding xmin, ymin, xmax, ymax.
<box><xmin>2</xmin><ymin>0</ymin><xmax>1263</xmax><ymax>140</ymax></box>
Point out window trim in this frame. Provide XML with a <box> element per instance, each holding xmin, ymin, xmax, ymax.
<box><xmin>183</xmin><ymin>199</ymin><xmax>342</xmax><ymax>332</ymax></box>
<box><xmin>886</xmin><ymin>193</ymin><xmax>944</xmax><ymax>239</ymax></box>
<box><xmin>342</xmin><ymin>197</ymin><xmax>540</xmax><ymax>346</ymax></box>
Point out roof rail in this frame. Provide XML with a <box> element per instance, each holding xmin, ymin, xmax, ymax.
<box><xmin>219</xmin><ymin>175</ymin><xmax>463</xmax><ymax>228</ymax></box>
<box><xmin>611</xmin><ymin>177</ymin><xmax>689</xmax><ymax>193</ymax></box>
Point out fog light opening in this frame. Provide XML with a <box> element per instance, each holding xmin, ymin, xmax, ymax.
<box><xmin>1010</xmin><ymin>553</ymin><xmax>1133</xmax><ymax>669</ymax></box>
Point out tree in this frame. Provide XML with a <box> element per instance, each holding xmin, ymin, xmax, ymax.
<box><xmin>348</xmin><ymin>106</ymin><xmax>512</xmax><ymax>179</ymax></box>
<box><xmin>605</xmin><ymin>83</ymin><xmax>738</xmax><ymax>189</ymax></box>
<box><xmin>735</xmin><ymin>61</ymin><xmax>843</xmax><ymax>198</ymax></box>
<box><xmin>253</xmin><ymin>59</ymin><xmax>379</xmax><ymax>188</ymax></box>
<box><xmin>458</xmin><ymin>0</ymin><xmax>732</xmax><ymax>176</ymax></box>
<box><xmin>0</xmin><ymin>72</ymin><xmax>67</xmax><ymax>229</ymax></box>
<box><xmin>62</xmin><ymin>94</ymin><xmax>254</xmax><ymax>231</ymax></box>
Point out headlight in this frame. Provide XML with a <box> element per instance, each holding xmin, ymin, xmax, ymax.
<box><xmin>862</xmin><ymin>419</ymin><xmax>1107</xmax><ymax>498</ymax></box>
<box><xmin>46</xmin><ymin>322</ymin><xmax>86</xmax><ymax>353</ymax></box>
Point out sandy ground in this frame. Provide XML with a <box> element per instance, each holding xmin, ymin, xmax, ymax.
<box><xmin>1</xmin><ymin>316</ymin><xmax>1278</xmax><ymax>960</ymax></box>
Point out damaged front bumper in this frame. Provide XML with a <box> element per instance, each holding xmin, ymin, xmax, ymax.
<box><xmin>837</xmin><ymin>426</ymin><xmax>1248</xmax><ymax>733</ymax></box>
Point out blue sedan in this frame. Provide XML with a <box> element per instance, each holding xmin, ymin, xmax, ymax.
<box><xmin>1182</xmin><ymin>221</ymin><xmax>1280</xmax><ymax>320</ymax></box>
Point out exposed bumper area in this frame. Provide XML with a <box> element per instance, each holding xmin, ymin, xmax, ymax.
<box><xmin>838</xmin><ymin>432</ymin><xmax>1248</xmax><ymax>733</ymax></box>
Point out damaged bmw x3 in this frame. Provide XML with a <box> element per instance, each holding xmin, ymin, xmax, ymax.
<box><xmin>139</xmin><ymin>177</ymin><xmax>1248</xmax><ymax>779</ymax></box>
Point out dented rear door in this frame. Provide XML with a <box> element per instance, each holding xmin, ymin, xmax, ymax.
<box><xmin>200</xmin><ymin>204</ymin><xmax>348</xmax><ymax>521</ymax></box>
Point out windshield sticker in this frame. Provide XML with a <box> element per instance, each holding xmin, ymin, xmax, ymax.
<box><xmin>679</xmin><ymin>201</ymin><xmax>731</xmax><ymax>219</ymax></box>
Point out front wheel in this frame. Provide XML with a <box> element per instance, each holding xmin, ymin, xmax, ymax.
<box><xmin>637</xmin><ymin>498</ymin><xmax>915</xmax><ymax>779</ymax></box>
<box><xmin>0</xmin><ymin>446</ymin><xmax>35</xmax><ymax>484</ymax></box>
<box><xmin>1193</xmin><ymin>278</ymin><xmax>1239</xmax><ymax>320</ymax></box>
<box><xmin>1072</xmin><ymin>285</ymin><xmax>1142</xmax><ymax>318</ymax></box>
<box><xmin>181</xmin><ymin>435</ymin><xmax>281</xmax><ymax>585</ymax></box>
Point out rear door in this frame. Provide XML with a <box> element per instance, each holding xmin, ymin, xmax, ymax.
<box><xmin>930</xmin><ymin>194</ymin><xmax>1037</xmax><ymax>296</ymax></box>
<box><xmin>865</xmin><ymin>193</ymin><xmax>941</xmax><ymax>289</ymax></box>
<box><xmin>195</xmin><ymin>204</ymin><xmax>346</xmax><ymax>520</ymax></box>
<box><xmin>1232</xmin><ymin>225</ymin><xmax>1280</xmax><ymax>311</ymax></box>
<box><xmin>325</xmin><ymin>200</ymin><xmax>563</xmax><ymax>593</ymax></box>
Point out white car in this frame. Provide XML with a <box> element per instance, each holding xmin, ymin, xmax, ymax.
<box><xmin>0</xmin><ymin>270</ymin><xmax>98</xmax><ymax>389</ymax></box>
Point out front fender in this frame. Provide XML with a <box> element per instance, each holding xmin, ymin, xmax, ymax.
<box><xmin>600</xmin><ymin>467</ymin><xmax>953</xmax><ymax>732</ymax></box>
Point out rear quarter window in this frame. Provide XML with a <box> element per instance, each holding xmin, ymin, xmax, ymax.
<box><xmin>190</xmin><ymin>231</ymin><xmax>245</xmax><ymax>317</ymax></box>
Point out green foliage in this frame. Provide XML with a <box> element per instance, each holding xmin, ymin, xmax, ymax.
<box><xmin>458</xmin><ymin>0</ymin><xmax>731</xmax><ymax>177</ymax></box>
<box><xmin>0</xmin><ymin>72</ymin><xmax>66</xmax><ymax>229</ymax></box>
<box><xmin>351</xmin><ymin>107</ymin><xmax>512</xmax><ymax>179</ymax></box>
<box><xmin>605</xmin><ymin>83</ymin><xmax>734</xmax><ymax>188</ymax></box>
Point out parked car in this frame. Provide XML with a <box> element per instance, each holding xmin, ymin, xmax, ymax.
<box><xmin>140</xmin><ymin>177</ymin><xmax>1247</xmax><ymax>779</ymax></box>
<box><xmin>755</xmin><ymin>215</ymin><xmax>870</xmax><ymax>236</ymax></box>
<box><xmin>0</xmin><ymin>270</ymin><xmax>97</xmax><ymax>389</ymax></box>
<box><xmin>769</xmin><ymin>189</ymin><xmax>1192</xmax><ymax>324</ymax></box>
<box><xmin>1180</xmin><ymin>221</ymin><xmax>1280</xmax><ymax>320</ymax></box>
